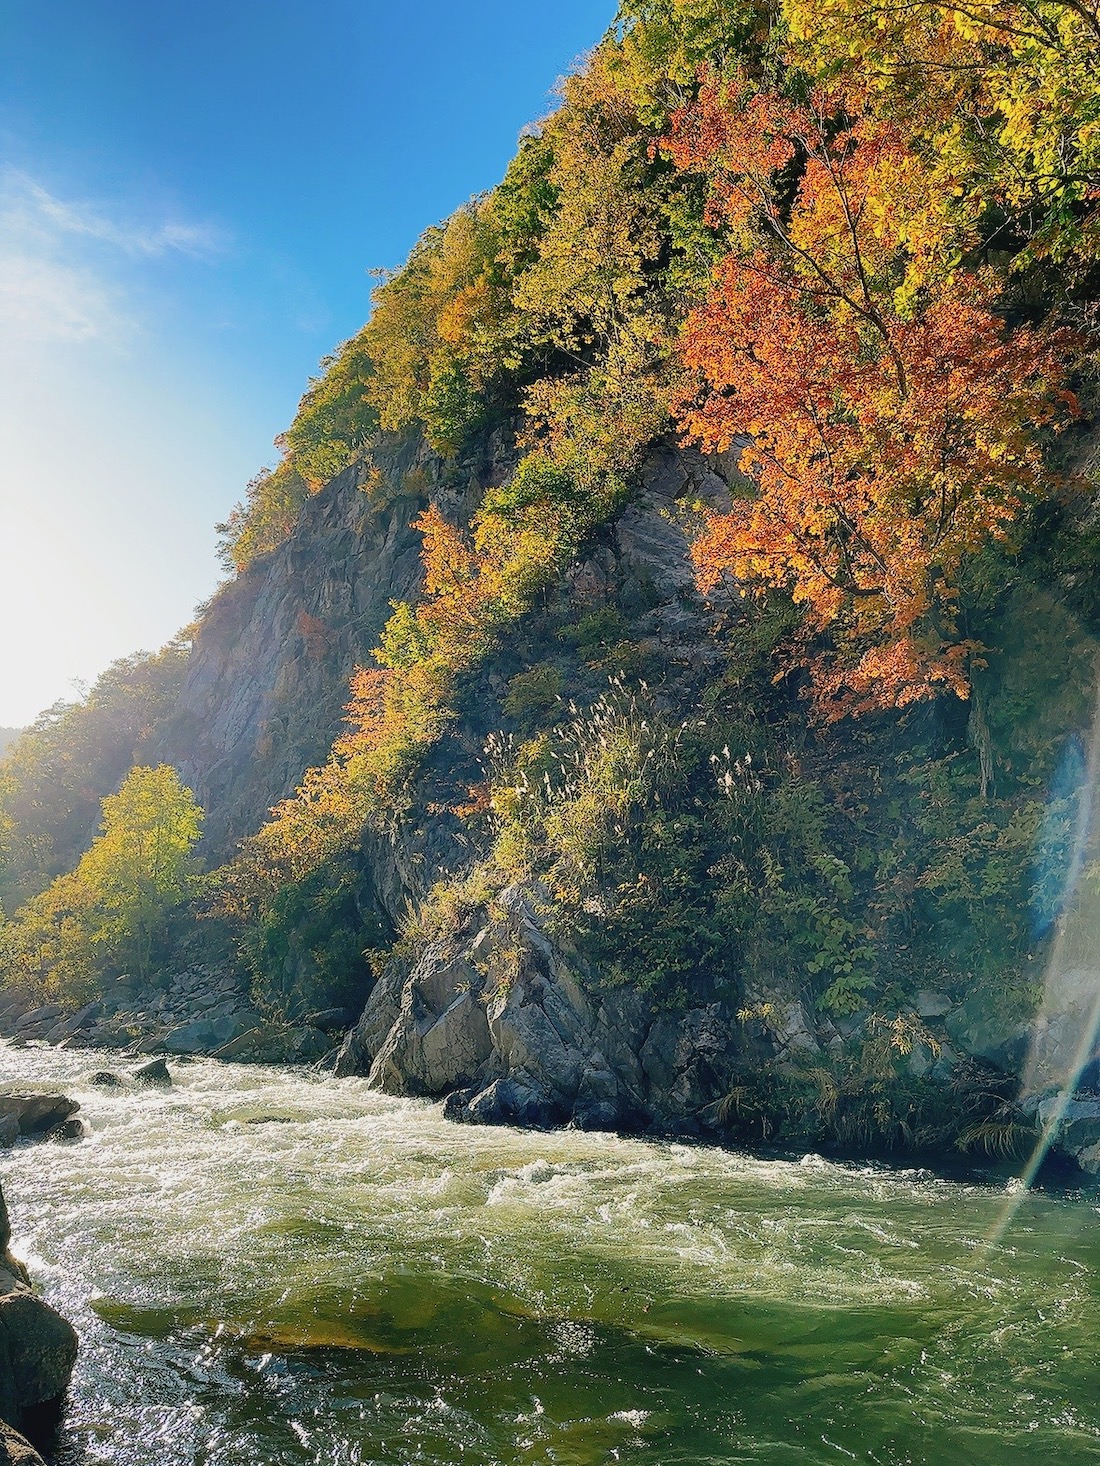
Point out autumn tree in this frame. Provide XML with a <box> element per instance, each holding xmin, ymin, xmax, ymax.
<box><xmin>782</xmin><ymin>0</ymin><xmax>1100</xmax><ymax>266</ymax></box>
<box><xmin>661</xmin><ymin>73</ymin><xmax>1077</xmax><ymax>713</ymax></box>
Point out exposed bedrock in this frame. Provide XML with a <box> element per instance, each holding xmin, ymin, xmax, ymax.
<box><xmin>335</xmin><ymin>885</ymin><xmax>761</xmax><ymax>1135</ymax></box>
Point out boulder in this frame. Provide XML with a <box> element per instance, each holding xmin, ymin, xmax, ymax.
<box><xmin>132</xmin><ymin>1058</ymin><xmax>171</xmax><ymax>1086</ymax></box>
<box><xmin>0</xmin><ymin>1421</ymin><xmax>46</xmax><ymax>1466</ymax></box>
<box><xmin>40</xmin><ymin>1003</ymin><xmax>100</xmax><ymax>1045</ymax></box>
<box><xmin>208</xmin><ymin>1024</ymin><xmax>279</xmax><ymax>1061</ymax></box>
<box><xmin>0</xmin><ymin>1098</ymin><xmax>79</xmax><ymax>1144</ymax></box>
<box><xmin>304</xmin><ymin>1008</ymin><xmax>357</xmax><ymax>1034</ymax></box>
<box><xmin>0</xmin><ymin>1291</ymin><xmax>79</xmax><ymax>1425</ymax></box>
<box><xmin>915</xmin><ymin>991</ymin><xmax>952</xmax><ymax>1019</ymax></box>
<box><xmin>1036</xmin><ymin>1096</ymin><xmax>1100</xmax><ymax>1160</ymax></box>
<box><xmin>0</xmin><ymin>1185</ymin><xmax>77</xmax><ymax>1436</ymax></box>
<box><xmin>945</xmin><ymin>999</ymin><xmax>1031</xmax><ymax>1075</ymax></box>
<box><xmin>160</xmin><ymin>1011</ymin><xmax>254</xmax><ymax>1055</ymax></box>
<box><xmin>457</xmin><ymin>1076</ymin><xmax>567</xmax><ymax>1129</ymax></box>
<box><xmin>10</xmin><ymin>1009</ymin><xmax>62</xmax><ymax>1037</ymax></box>
<box><xmin>88</xmin><ymin>1072</ymin><xmax>124</xmax><ymax>1089</ymax></box>
<box><xmin>286</xmin><ymin>1027</ymin><xmax>331</xmax><ymax>1063</ymax></box>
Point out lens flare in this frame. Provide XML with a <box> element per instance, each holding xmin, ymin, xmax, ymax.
<box><xmin>987</xmin><ymin>677</ymin><xmax>1100</xmax><ymax>1248</ymax></box>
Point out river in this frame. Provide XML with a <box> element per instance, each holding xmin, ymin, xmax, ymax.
<box><xmin>0</xmin><ymin>1043</ymin><xmax>1097</xmax><ymax>1465</ymax></box>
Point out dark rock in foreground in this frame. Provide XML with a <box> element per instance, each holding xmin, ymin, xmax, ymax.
<box><xmin>0</xmin><ymin>1185</ymin><xmax>77</xmax><ymax>1449</ymax></box>
<box><xmin>0</xmin><ymin>1420</ymin><xmax>46</xmax><ymax>1465</ymax></box>
<box><xmin>46</xmin><ymin>1119</ymin><xmax>85</xmax><ymax>1143</ymax></box>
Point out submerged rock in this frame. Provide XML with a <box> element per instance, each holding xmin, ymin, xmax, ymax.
<box><xmin>88</xmin><ymin>1071</ymin><xmax>124</xmax><ymax>1089</ymax></box>
<box><xmin>45</xmin><ymin>1119</ymin><xmax>85</xmax><ymax>1143</ymax></box>
<box><xmin>132</xmin><ymin>1058</ymin><xmax>171</xmax><ymax>1086</ymax></box>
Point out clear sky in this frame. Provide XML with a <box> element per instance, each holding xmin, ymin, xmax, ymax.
<box><xmin>0</xmin><ymin>0</ymin><xmax>613</xmax><ymax>728</ymax></box>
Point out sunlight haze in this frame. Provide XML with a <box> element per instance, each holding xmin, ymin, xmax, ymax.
<box><xmin>0</xmin><ymin>0</ymin><xmax>612</xmax><ymax>727</ymax></box>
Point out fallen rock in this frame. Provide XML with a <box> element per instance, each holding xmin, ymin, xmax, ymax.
<box><xmin>457</xmin><ymin>1075</ymin><xmax>568</xmax><ymax>1129</ymax></box>
<box><xmin>915</xmin><ymin>991</ymin><xmax>952</xmax><ymax>1019</ymax></box>
<box><xmin>40</xmin><ymin>1003</ymin><xmax>100</xmax><ymax>1046</ymax></box>
<box><xmin>304</xmin><ymin>1008</ymin><xmax>357</xmax><ymax>1034</ymax></box>
<box><xmin>132</xmin><ymin>1058</ymin><xmax>171</xmax><ymax>1086</ymax></box>
<box><xmin>0</xmin><ymin>1420</ymin><xmax>46</xmax><ymax>1465</ymax></box>
<box><xmin>160</xmin><ymin>1012</ymin><xmax>254</xmax><ymax>1055</ymax></box>
<box><xmin>0</xmin><ymin>1098</ymin><xmax>79</xmax><ymax>1144</ymax></box>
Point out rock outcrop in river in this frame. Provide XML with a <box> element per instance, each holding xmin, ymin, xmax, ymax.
<box><xmin>0</xmin><ymin>1182</ymin><xmax>77</xmax><ymax>1464</ymax></box>
<box><xmin>335</xmin><ymin>883</ymin><xmax>764</xmax><ymax>1134</ymax></box>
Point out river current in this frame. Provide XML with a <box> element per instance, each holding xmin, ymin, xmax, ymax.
<box><xmin>0</xmin><ymin>1044</ymin><xmax>1097</xmax><ymax>1465</ymax></box>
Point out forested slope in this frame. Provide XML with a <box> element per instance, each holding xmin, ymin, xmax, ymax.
<box><xmin>3</xmin><ymin>0</ymin><xmax>1100</xmax><ymax>1164</ymax></box>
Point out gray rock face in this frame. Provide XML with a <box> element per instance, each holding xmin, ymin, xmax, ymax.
<box><xmin>150</xmin><ymin>436</ymin><xmax>440</xmax><ymax>861</ymax></box>
<box><xmin>366</xmin><ymin>947</ymin><xmax>492</xmax><ymax>1096</ymax></box>
<box><xmin>336</xmin><ymin>885</ymin><xmax>756</xmax><ymax>1135</ymax></box>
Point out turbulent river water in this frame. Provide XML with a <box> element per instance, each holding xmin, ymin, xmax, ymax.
<box><xmin>1</xmin><ymin>1044</ymin><xmax>1098</xmax><ymax>1466</ymax></box>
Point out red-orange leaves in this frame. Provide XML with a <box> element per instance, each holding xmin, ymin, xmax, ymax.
<box><xmin>663</xmin><ymin>73</ymin><xmax>1076</xmax><ymax>716</ymax></box>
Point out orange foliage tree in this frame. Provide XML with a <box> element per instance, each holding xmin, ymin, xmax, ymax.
<box><xmin>661</xmin><ymin>73</ymin><xmax>1077</xmax><ymax>714</ymax></box>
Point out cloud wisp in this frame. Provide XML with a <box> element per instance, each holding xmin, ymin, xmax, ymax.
<box><xmin>17</xmin><ymin>174</ymin><xmax>227</xmax><ymax>259</ymax></box>
<box><xmin>0</xmin><ymin>169</ymin><xmax>228</xmax><ymax>346</ymax></box>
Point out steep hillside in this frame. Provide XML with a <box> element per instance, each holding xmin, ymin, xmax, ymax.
<box><xmin>4</xmin><ymin>0</ymin><xmax>1100</xmax><ymax>1171</ymax></box>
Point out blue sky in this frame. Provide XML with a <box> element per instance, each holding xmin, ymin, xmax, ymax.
<box><xmin>0</xmin><ymin>0</ymin><xmax>613</xmax><ymax>727</ymax></box>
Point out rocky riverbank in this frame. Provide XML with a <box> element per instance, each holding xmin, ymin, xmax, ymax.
<box><xmin>0</xmin><ymin>967</ymin><xmax>345</xmax><ymax>1068</ymax></box>
<box><xmin>1</xmin><ymin>886</ymin><xmax>1096</xmax><ymax>1186</ymax></box>
<box><xmin>334</xmin><ymin>883</ymin><xmax>1100</xmax><ymax>1180</ymax></box>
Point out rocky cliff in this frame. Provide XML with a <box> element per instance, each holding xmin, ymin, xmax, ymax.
<box><xmin>136</xmin><ymin>419</ymin><xmax>1100</xmax><ymax>1177</ymax></box>
<box><xmin>157</xmin><ymin>430</ymin><xmax>733</xmax><ymax>921</ymax></box>
<box><xmin>154</xmin><ymin>435</ymin><xmax>430</xmax><ymax>862</ymax></box>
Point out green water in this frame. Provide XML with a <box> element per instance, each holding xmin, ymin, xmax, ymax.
<box><xmin>1</xmin><ymin>1044</ymin><xmax>1097</xmax><ymax>1465</ymax></box>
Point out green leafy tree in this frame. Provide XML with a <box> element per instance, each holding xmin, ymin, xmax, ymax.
<box><xmin>79</xmin><ymin>765</ymin><xmax>204</xmax><ymax>979</ymax></box>
<box><xmin>0</xmin><ymin>639</ymin><xmax>190</xmax><ymax>912</ymax></box>
<box><xmin>5</xmin><ymin>765</ymin><xmax>204</xmax><ymax>998</ymax></box>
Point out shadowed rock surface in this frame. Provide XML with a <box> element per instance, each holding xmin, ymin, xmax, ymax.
<box><xmin>0</xmin><ymin>1097</ymin><xmax>80</xmax><ymax>1148</ymax></box>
